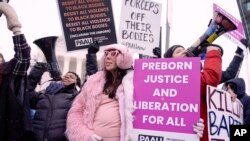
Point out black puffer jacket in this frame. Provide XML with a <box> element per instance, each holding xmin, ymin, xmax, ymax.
<box><xmin>27</xmin><ymin>63</ymin><xmax>78</xmax><ymax>141</ymax></box>
<box><xmin>226</xmin><ymin>78</ymin><xmax>250</xmax><ymax>124</ymax></box>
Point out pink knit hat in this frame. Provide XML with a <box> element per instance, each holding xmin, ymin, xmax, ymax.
<box><xmin>101</xmin><ymin>44</ymin><xmax>133</xmax><ymax>70</ymax></box>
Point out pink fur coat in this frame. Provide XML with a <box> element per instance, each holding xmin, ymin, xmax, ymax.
<box><xmin>65</xmin><ymin>70</ymin><xmax>134</xmax><ymax>141</ymax></box>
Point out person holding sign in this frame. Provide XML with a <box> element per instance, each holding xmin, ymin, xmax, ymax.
<box><xmin>65</xmin><ymin>44</ymin><xmax>205</xmax><ymax>141</ymax></box>
<box><xmin>225</xmin><ymin>77</ymin><xmax>250</xmax><ymax>125</ymax></box>
<box><xmin>164</xmin><ymin>44</ymin><xmax>223</xmax><ymax>141</ymax></box>
<box><xmin>66</xmin><ymin>44</ymin><xmax>134</xmax><ymax>141</ymax></box>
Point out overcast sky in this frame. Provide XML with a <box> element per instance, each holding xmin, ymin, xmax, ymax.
<box><xmin>0</xmin><ymin>0</ymin><xmax>249</xmax><ymax>93</ymax></box>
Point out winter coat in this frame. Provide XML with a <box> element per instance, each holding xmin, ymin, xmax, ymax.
<box><xmin>29</xmin><ymin>84</ymin><xmax>78</xmax><ymax>141</ymax></box>
<box><xmin>200</xmin><ymin>50</ymin><xmax>222</xmax><ymax>141</ymax></box>
<box><xmin>220</xmin><ymin>55</ymin><xmax>243</xmax><ymax>83</ymax></box>
<box><xmin>27</xmin><ymin>63</ymin><xmax>79</xmax><ymax>141</ymax></box>
<box><xmin>0</xmin><ymin>34</ymin><xmax>33</xmax><ymax>141</ymax></box>
<box><xmin>65</xmin><ymin>70</ymin><xmax>134</xmax><ymax>141</ymax></box>
<box><xmin>226</xmin><ymin>78</ymin><xmax>250</xmax><ymax>124</ymax></box>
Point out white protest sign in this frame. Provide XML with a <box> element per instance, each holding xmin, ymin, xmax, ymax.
<box><xmin>118</xmin><ymin>0</ymin><xmax>162</xmax><ymax>56</ymax></box>
<box><xmin>207</xmin><ymin>85</ymin><xmax>243</xmax><ymax>141</ymax></box>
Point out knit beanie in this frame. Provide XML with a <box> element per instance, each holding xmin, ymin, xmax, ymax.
<box><xmin>164</xmin><ymin>45</ymin><xmax>185</xmax><ymax>58</ymax></box>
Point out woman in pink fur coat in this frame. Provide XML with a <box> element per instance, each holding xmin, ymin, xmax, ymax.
<box><xmin>65</xmin><ymin>44</ymin><xmax>205</xmax><ymax>141</ymax></box>
<box><xmin>66</xmin><ymin>44</ymin><xmax>134</xmax><ymax>141</ymax></box>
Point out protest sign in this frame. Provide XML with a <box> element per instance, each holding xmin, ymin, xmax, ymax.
<box><xmin>118</xmin><ymin>0</ymin><xmax>162</xmax><ymax>56</ymax></box>
<box><xmin>207</xmin><ymin>85</ymin><xmax>243</xmax><ymax>141</ymax></box>
<box><xmin>57</xmin><ymin>0</ymin><xmax>117</xmax><ymax>51</ymax></box>
<box><xmin>132</xmin><ymin>57</ymin><xmax>200</xmax><ymax>141</ymax></box>
<box><xmin>213</xmin><ymin>3</ymin><xmax>246</xmax><ymax>49</ymax></box>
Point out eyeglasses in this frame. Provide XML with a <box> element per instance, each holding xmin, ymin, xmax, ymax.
<box><xmin>104</xmin><ymin>50</ymin><xmax>120</xmax><ymax>57</ymax></box>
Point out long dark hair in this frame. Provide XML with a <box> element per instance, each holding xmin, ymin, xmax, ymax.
<box><xmin>103</xmin><ymin>68</ymin><xmax>127</xmax><ymax>99</ymax></box>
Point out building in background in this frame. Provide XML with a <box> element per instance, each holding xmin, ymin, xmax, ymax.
<box><xmin>32</xmin><ymin>36</ymin><xmax>101</xmax><ymax>90</ymax></box>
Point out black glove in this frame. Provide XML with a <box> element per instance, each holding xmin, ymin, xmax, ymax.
<box><xmin>236</xmin><ymin>38</ymin><xmax>249</xmax><ymax>55</ymax></box>
<box><xmin>27</xmin><ymin>62</ymin><xmax>47</xmax><ymax>91</ymax></box>
<box><xmin>153</xmin><ymin>47</ymin><xmax>161</xmax><ymax>58</ymax></box>
<box><xmin>47</xmin><ymin>61</ymin><xmax>62</xmax><ymax>81</ymax></box>
<box><xmin>88</xmin><ymin>41</ymin><xmax>100</xmax><ymax>54</ymax></box>
<box><xmin>235</xmin><ymin>47</ymin><xmax>243</xmax><ymax>55</ymax></box>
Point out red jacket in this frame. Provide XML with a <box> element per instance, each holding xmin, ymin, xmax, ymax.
<box><xmin>200</xmin><ymin>50</ymin><xmax>222</xmax><ymax>141</ymax></box>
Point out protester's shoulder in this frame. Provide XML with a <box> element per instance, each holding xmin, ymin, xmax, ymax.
<box><xmin>86</xmin><ymin>71</ymin><xmax>105</xmax><ymax>82</ymax></box>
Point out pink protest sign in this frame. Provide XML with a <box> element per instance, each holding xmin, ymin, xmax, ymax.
<box><xmin>133</xmin><ymin>57</ymin><xmax>200</xmax><ymax>135</ymax></box>
<box><xmin>213</xmin><ymin>3</ymin><xmax>246</xmax><ymax>48</ymax></box>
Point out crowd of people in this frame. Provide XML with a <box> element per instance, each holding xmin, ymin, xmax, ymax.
<box><xmin>0</xmin><ymin>1</ymin><xmax>250</xmax><ymax>141</ymax></box>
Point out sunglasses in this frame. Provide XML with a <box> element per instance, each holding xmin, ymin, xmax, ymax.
<box><xmin>104</xmin><ymin>50</ymin><xmax>120</xmax><ymax>57</ymax></box>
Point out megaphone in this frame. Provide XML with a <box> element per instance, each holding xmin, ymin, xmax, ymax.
<box><xmin>33</xmin><ymin>36</ymin><xmax>62</xmax><ymax>81</ymax></box>
<box><xmin>187</xmin><ymin>11</ymin><xmax>237</xmax><ymax>57</ymax></box>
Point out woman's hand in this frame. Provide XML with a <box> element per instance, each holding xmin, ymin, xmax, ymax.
<box><xmin>193</xmin><ymin>118</ymin><xmax>205</xmax><ymax>138</ymax></box>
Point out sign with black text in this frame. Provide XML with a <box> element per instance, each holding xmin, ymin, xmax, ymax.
<box><xmin>207</xmin><ymin>85</ymin><xmax>243</xmax><ymax>141</ymax></box>
<box><xmin>118</xmin><ymin>0</ymin><xmax>162</xmax><ymax>56</ymax></box>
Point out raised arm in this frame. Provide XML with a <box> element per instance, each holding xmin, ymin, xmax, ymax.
<box><xmin>0</xmin><ymin>2</ymin><xmax>30</xmax><ymax>75</ymax></box>
<box><xmin>201</xmin><ymin>45</ymin><xmax>222</xmax><ymax>96</ymax></box>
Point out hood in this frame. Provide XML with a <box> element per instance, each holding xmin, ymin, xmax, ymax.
<box><xmin>226</xmin><ymin>78</ymin><xmax>246</xmax><ymax>98</ymax></box>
